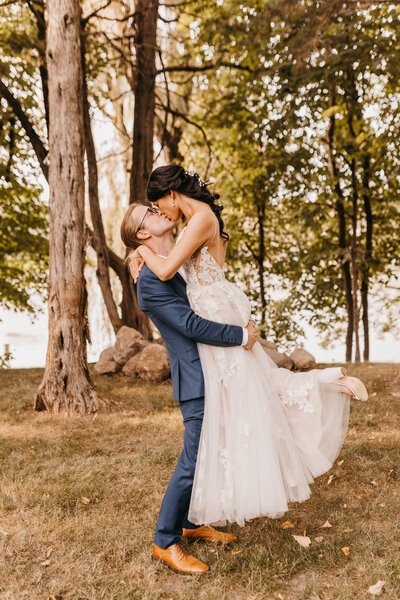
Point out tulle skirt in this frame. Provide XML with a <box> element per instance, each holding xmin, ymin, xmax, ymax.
<box><xmin>188</xmin><ymin>342</ymin><xmax>350</xmax><ymax>526</ymax></box>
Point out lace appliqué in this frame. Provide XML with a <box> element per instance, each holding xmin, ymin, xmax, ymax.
<box><xmin>279</xmin><ymin>380</ymin><xmax>316</xmax><ymax>413</ymax></box>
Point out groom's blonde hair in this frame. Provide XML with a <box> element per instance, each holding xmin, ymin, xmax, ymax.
<box><xmin>120</xmin><ymin>203</ymin><xmax>144</xmax><ymax>252</ymax></box>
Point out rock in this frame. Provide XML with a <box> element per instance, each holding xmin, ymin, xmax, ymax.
<box><xmin>122</xmin><ymin>353</ymin><xmax>141</xmax><ymax>377</ymax></box>
<box><xmin>290</xmin><ymin>348</ymin><xmax>316</xmax><ymax>370</ymax></box>
<box><xmin>263</xmin><ymin>347</ymin><xmax>294</xmax><ymax>370</ymax></box>
<box><xmin>136</xmin><ymin>343</ymin><xmax>170</xmax><ymax>382</ymax></box>
<box><xmin>113</xmin><ymin>326</ymin><xmax>148</xmax><ymax>366</ymax></box>
<box><xmin>257</xmin><ymin>337</ymin><xmax>278</xmax><ymax>352</ymax></box>
<box><xmin>94</xmin><ymin>346</ymin><xmax>120</xmax><ymax>375</ymax></box>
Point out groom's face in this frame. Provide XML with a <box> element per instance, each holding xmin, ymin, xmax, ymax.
<box><xmin>133</xmin><ymin>204</ymin><xmax>175</xmax><ymax>239</ymax></box>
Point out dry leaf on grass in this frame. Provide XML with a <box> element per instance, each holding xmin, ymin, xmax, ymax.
<box><xmin>282</xmin><ymin>520</ymin><xmax>295</xmax><ymax>529</ymax></box>
<box><xmin>315</xmin><ymin>536</ymin><xmax>324</xmax><ymax>543</ymax></box>
<box><xmin>337</xmin><ymin>459</ymin><xmax>344</xmax><ymax>466</ymax></box>
<box><xmin>371</xmin><ymin>480</ymin><xmax>378</xmax><ymax>487</ymax></box>
<box><xmin>80</xmin><ymin>496</ymin><xmax>90</xmax><ymax>504</ymax></box>
<box><xmin>292</xmin><ymin>534</ymin><xmax>311</xmax><ymax>548</ymax></box>
<box><xmin>368</xmin><ymin>580</ymin><xmax>386</xmax><ymax>596</ymax></box>
<box><xmin>40</xmin><ymin>559</ymin><xmax>51</xmax><ymax>567</ymax></box>
<box><xmin>327</xmin><ymin>474</ymin><xmax>334</xmax><ymax>485</ymax></box>
<box><xmin>231</xmin><ymin>549</ymin><xmax>242</xmax><ymax>555</ymax></box>
<box><xmin>341</xmin><ymin>546</ymin><xmax>350</xmax><ymax>556</ymax></box>
<box><xmin>321</xmin><ymin>520</ymin><xmax>332</xmax><ymax>528</ymax></box>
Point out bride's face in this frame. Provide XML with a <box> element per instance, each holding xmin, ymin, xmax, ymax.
<box><xmin>155</xmin><ymin>192</ymin><xmax>182</xmax><ymax>222</ymax></box>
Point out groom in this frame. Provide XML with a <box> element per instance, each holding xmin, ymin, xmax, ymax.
<box><xmin>121</xmin><ymin>203</ymin><xmax>257</xmax><ymax>575</ymax></box>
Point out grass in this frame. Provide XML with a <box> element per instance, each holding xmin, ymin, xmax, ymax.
<box><xmin>0</xmin><ymin>363</ymin><xmax>399</xmax><ymax>600</ymax></box>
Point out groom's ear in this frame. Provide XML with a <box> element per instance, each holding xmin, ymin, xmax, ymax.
<box><xmin>137</xmin><ymin>230</ymin><xmax>151</xmax><ymax>241</ymax></box>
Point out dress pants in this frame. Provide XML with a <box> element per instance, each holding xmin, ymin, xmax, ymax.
<box><xmin>154</xmin><ymin>396</ymin><xmax>204</xmax><ymax>549</ymax></box>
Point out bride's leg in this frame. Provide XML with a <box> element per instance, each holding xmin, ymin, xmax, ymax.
<box><xmin>313</xmin><ymin>367</ymin><xmax>368</xmax><ymax>401</ymax></box>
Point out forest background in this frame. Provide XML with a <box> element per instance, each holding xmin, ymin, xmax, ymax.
<box><xmin>1</xmin><ymin>0</ymin><xmax>400</xmax><ymax>374</ymax></box>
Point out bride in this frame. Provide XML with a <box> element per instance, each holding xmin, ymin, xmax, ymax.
<box><xmin>129</xmin><ymin>165</ymin><xmax>368</xmax><ymax>527</ymax></box>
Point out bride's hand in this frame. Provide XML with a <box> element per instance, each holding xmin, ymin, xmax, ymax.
<box><xmin>127</xmin><ymin>249</ymin><xmax>145</xmax><ymax>283</ymax></box>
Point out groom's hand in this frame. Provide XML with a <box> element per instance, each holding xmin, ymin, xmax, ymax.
<box><xmin>244</xmin><ymin>320</ymin><xmax>257</xmax><ymax>350</ymax></box>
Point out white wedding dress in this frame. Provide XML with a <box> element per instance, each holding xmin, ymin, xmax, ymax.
<box><xmin>180</xmin><ymin>233</ymin><xmax>350</xmax><ymax>527</ymax></box>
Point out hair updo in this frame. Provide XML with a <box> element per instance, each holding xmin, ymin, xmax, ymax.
<box><xmin>147</xmin><ymin>164</ymin><xmax>228</xmax><ymax>241</ymax></box>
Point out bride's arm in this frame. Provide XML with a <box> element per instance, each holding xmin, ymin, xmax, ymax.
<box><xmin>137</xmin><ymin>212</ymin><xmax>215</xmax><ymax>281</ymax></box>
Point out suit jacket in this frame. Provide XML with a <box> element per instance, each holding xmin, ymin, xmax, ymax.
<box><xmin>137</xmin><ymin>264</ymin><xmax>243</xmax><ymax>402</ymax></box>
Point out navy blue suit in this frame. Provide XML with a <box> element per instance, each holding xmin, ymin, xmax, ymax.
<box><xmin>137</xmin><ymin>264</ymin><xmax>243</xmax><ymax>548</ymax></box>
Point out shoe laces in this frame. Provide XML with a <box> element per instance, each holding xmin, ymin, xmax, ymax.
<box><xmin>175</xmin><ymin>543</ymin><xmax>189</xmax><ymax>560</ymax></box>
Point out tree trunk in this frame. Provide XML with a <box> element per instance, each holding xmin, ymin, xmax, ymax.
<box><xmin>350</xmin><ymin>157</ymin><xmax>361</xmax><ymax>362</ymax></box>
<box><xmin>129</xmin><ymin>0</ymin><xmax>159</xmax><ymax>205</ymax></box>
<box><xmin>326</xmin><ymin>91</ymin><xmax>354</xmax><ymax>361</ymax></box>
<box><xmin>81</xmin><ymin>34</ymin><xmax>123</xmax><ymax>335</ymax></box>
<box><xmin>361</xmin><ymin>153</ymin><xmax>372</xmax><ymax>361</ymax></box>
<box><xmin>346</xmin><ymin>78</ymin><xmax>361</xmax><ymax>362</ymax></box>
<box><xmin>107</xmin><ymin>247</ymin><xmax>153</xmax><ymax>338</ymax></box>
<box><xmin>257</xmin><ymin>202</ymin><xmax>267</xmax><ymax>336</ymax></box>
<box><xmin>35</xmin><ymin>0</ymin><xmax>103</xmax><ymax>415</ymax></box>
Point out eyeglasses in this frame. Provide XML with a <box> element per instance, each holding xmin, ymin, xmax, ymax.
<box><xmin>136</xmin><ymin>206</ymin><xmax>159</xmax><ymax>233</ymax></box>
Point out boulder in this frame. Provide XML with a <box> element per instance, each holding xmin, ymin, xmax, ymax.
<box><xmin>263</xmin><ymin>347</ymin><xmax>294</xmax><ymax>370</ymax></box>
<box><xmin>113</xmin><ymin>326</ymin><xmax>148</xmax><ymax>366</ymax></box>
<box><xmin>290</xmin><ymin>348</ymin><xmax>316</xmax><ymax>371</ymax></box>
<box><xmin>94</xmin><ymin>346</ymin><xmax>120</xmax><ymax>375</ymax></box>
<box><xmin>122</xmin><ymin>353</ymin><xmax>141</xmax><ymax>377</ymax></box>
<box><xmin>257</xmin><ymin>337</ymin><xmax>278</xmax><ymax>352</ymax></box>
<box><xmin>136</xmin><ymin>343</ymin><xmax>170</xmax><ymax>382</ymax></box>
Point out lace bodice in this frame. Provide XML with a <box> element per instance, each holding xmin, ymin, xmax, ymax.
<box><xmin>182</xmin><ymin>245</ymin><xmax>251</xmax><ymax>327</ymax></box>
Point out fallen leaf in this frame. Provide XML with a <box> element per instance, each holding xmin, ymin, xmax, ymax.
<box><xmin>379</xmin><ymin>503</ymin><xmax>385</xmax><ymax>508</ymax></box>
<box><xmin>341</xmin><ymin>546</ymin><xmax>350</xmax><ymax>556</ymax></box>
<box><xmin>282</xmin><ymin>520</ymin><xmax>295</xmax><ymax>529</ymax></box>
<box><xmin>275</xmin><ymin>559</ymin><xmax>281</xmax><ymax>565</ymax></box>
<box><xmin>386</xmin><ymin>470</ymin><xmax>393</xmax><ymax>476</ymax></box>
<box><xmin>80</xmin><ymin>496</ymin><xmax>90</xmax><ymax>504</ymax></box>
<box><xmin>327</xmin><ymin>474</ymin><xmax>334</xmax><ymax>485</ymax></box>
<box><xmin>315</xmin><ymin>536</ymin><xmax>324</xmax><ymax>543</ymax></box>
<box><xmin>46</xmin><ymin>548</ymin><xmax>53</xmax><ymax>558</ymax></box>
<box><xmin>277</xmin><ymin>595</ymin><xmax>284</xmax><ymax>600</ymax></box>
<box><xmin>231</xmin><ymin>549</ymin><xmax>242</xmax><ymax>555</ymax></box>
<box><xmin>292</xmin><ymin>534</ymin><xmax>311</xmax><ymax>548</ymax></box>
<box><xmin>343</xmin><ymin>528</ymin><xmax>353</xmax><ymax>533</ymax></box>
<box><xmin>368</xmin><ymin>580</ymin><xmax>386</xmax><ymax>596</ymax></box>
<box><xmin>321</xmin><ymin>520</ymin><xmax>332</xmax><ymax>528</ymax></box>
<box><xmin>40</xmin><ymin>559</ymin><xmax>51</xmax><ymax>566</ymax></box>
<box><xmin>337</xmin><ymin>459</ymin><xmax>344</xmax><ymax>466</ymax></box>
<box><xmin>370</xmin><ymin>480</ymin><xmax>378</xmax><ymax>487</ymax></box>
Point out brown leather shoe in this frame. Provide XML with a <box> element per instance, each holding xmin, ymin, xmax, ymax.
<box><xmin>152</xmin><ymin>543</ymin><xmax>209</xmax><ymax>575</ymax></box>
<box><xmin>182</xmin><ymin>525</ymin><xmax>237</xmax><ymax>544</ymax></box>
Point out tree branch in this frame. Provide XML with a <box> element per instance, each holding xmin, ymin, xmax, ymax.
<box><xmin>0</xmin><ymin>79</ymin><xmax>48</xmax><ymax>180</ymax></box>
<box><xmin>156</xmin><ymin>61</ymin><xmax>254</xmax><ymax>75</ymax></box>
<box><xmin>82</xmin><ymin>0</ymin><xmax>114</xmax><ymax>26</ymax></box>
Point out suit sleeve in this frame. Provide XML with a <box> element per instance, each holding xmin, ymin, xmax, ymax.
<box><xmin>139</xmin><ymin>272</ymin><xmax>243</xmax><ymax>347</ymax></box>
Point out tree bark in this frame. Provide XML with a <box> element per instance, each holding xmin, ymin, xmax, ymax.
<box><xmin>326</xmin><ymin>91</ymin><xmax>354</xmax><ymax>361</ymax></box>
<box><xmin>257</xmin><ymin>202</ymin><xmax>267</xmax><ymax>335</ymax></box>
<box><xmin>129</xmin><ymin>0</ymin><xmax>159</xmax><ymax>205</ymax></box>
<box><xmin>81</xmin><ymin>34</ymin><xmax>123</xmax><ymax>335</ymax></box>
<box><xmin>361</xmin><ymin>153</ymin><xmax>372</xmax><ymax>361</ymax></box>
<box><xmin>350</xmin><ymin>157</ymin><xmax>361</xmax><ymax>362</ymax></box>
<box><xmin>34</xmin><ymin>0</ymin><xmax>104</xmax><ymax>415</ymax></box>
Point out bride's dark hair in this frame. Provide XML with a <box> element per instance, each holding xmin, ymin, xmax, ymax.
<box><xmin>147</xmin><ymin>164</ymin><xmax>228</xmax><ymax>241</ymax></box>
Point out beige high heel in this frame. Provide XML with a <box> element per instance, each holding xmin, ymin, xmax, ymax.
<box><xmin>336</xmin><ymin>376</ymin><xmax>368</xmax><ymax>402</ymax></box>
